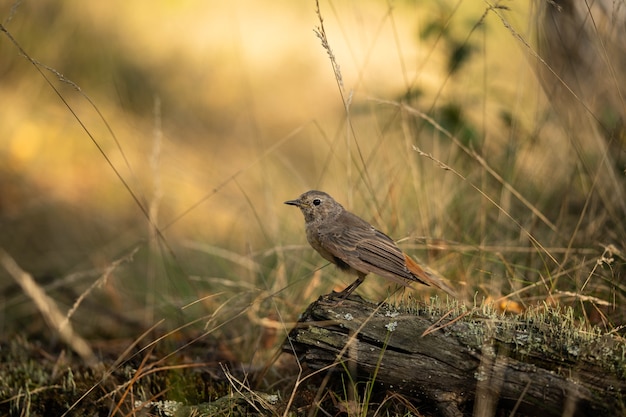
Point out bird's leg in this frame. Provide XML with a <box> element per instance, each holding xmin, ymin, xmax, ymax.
<box><xmin>336</xmin><ymin>273</ymin><xmax>366</xmax><ymax>299</ymax></box>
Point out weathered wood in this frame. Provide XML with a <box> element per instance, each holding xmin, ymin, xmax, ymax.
<box><xmin>284</xmin><ymin>294</ymin><xmax>626</xmax><ymax>417</ymax></box>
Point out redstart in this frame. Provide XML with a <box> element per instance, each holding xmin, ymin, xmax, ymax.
<box><xmin>285</xmin><ymin>190</ymin><xmax>455</xmax><ymax>298</ymax></box>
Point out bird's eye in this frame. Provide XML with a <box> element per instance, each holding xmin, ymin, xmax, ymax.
<box><xmin>312</xmin><ymin>198</ymin><xmax>322</xmax><ymax>206</ymax></box>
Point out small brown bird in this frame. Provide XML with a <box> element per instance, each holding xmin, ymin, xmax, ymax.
<box><xmin>285</xmin><ymin>190</ymin><xmax>455</xmax><ymax>298</ymax></box>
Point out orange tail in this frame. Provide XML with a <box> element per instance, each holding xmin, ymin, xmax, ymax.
<box><xmin>404</xmin><ymin>253</ymin><xmax>457</xmax><ymax>297</ymax></box>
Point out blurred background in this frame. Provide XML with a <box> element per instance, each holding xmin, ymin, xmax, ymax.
<box><xmin>0</xmin><ymin>0</ymin><xmax>624</xmax><ymax>361</ymax></box>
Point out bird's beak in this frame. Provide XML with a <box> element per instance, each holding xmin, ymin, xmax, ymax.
<box><xmin>284</xmin><ymin>199</ymin><xmax>301</xmax><ymax>207</ymax></box>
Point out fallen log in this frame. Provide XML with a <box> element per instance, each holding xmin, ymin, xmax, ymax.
<box><xmin>284</xmin><ymin>294</ymin><xmax>626</xmax><ymax>417</ymax></box>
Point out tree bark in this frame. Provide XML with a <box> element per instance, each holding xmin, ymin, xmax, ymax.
<box><xmin>284</xmin><ymin>294</ymin><xmax>626</xmax><ymax>417</ymax></box>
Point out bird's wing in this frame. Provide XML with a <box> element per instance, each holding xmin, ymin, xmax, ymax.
<box><xmin>356</xmin><ymin>230</ymin><xmax>427</xmax><ymax>285</ymax></box>
<box><xmin>318</xmin><ymin>212</ymin><xmax>427</xmax><ymax>286</ymax></box>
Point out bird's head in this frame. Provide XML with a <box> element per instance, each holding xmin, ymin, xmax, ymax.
<box><xmin>284</xmin><ymin>190</ymin><xmax>343</xmax><ymax>223</ymax></box>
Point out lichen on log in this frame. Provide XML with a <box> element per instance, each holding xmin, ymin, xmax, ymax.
<box><xmin>284</xmin><ymin>294</ymin><xmax>626</xmax><ymax>417</ymax></box>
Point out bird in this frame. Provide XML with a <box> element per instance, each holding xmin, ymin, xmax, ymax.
<box><xmin>285</xmin><ymin>190</ymin><xmax>455</xmax><ymax>298</ymax></box>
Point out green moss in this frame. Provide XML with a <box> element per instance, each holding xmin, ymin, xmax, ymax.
<box><xmin>0</xmin><ymin>336</ymin><xmax>242</xmax><ymax>416</ymax></box>
<box><xmin>389</xmin><ymin>298</ymin><xmax>626</xmax><ymax>379</ymax></box>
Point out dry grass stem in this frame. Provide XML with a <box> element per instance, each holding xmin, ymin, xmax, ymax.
<box><xmin>0</xmin><ymin>248</ymin><xmax>97</xmax><ymax>366</ymax></box>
